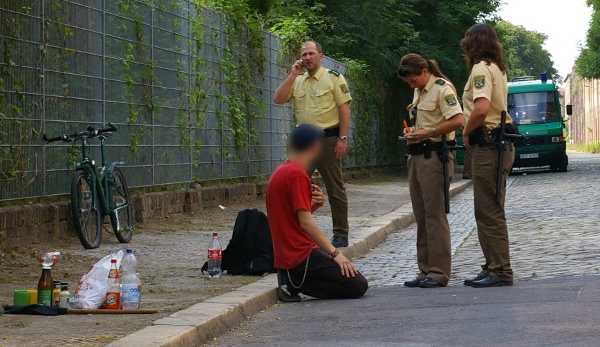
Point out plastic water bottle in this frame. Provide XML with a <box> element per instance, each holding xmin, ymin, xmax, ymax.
<box><xmin>122</xmin><ymin>272</ymin><xmax>141</xmax><ymax>309</ymax></box>
<box><xmin>207</xmin><ymin>232</ymin><xmax>222</xmax><ymax>278</ymax></box>
<box><xmin>121</xmin><ymin>249</ymin><xmax>141</xmax><ymax>310</ymax></box>
<box><xmin>121</xmin><ymin>249</ymin><xmax>138</xmax><ymax>274</ymax></box>
<box><xmin>39</xmin><ymin>252</ymin><xmax>61</xmax><ymax>267</ymax></box>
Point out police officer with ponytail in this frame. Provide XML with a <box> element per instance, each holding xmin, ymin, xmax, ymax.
<box><xmin>398</xmin><ymin>54</ymin><xmax>465</xmax><ymax>288</ymax></box>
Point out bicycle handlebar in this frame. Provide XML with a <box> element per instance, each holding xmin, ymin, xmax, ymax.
<box><xmin>43</xmin><ymin>123</ymin><xmax>118</xmax><ymax>143</ymax></box>
<box><xmin>102</xmin><ymin>123</ymin><xmax>118</xmax><ymax>133</ymax></box>
<box><xmin>43</xmin><ymin>134</ymin><xmax>64</xmax><ymax>142</ymax></box>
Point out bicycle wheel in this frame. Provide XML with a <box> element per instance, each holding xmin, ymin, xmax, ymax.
<box><xmin>109</xmin><ymin>167</ymin><xmax>133</xmax><ymax>243</ymax></box>
<box><xmin>71</xmin><ymin>170</ymin><xmax>102</xmax><ymax>249</ymax></box>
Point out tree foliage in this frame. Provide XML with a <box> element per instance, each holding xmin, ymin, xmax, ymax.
<box><xmin>407</xmin><ymin>0</ymin><xmax>501</xmax><ymax>87</ymax></box>
<box><xmin>493</xmin><ymin>20</ymin><xmax>558</xmax><ymax>81</ymax></box>
<box><xmin>255</xmin><ymin>0</ymin><xmax>500</xmax><ymax>87</ymax></box>
<box><xmin>257</xmin><ymin>0</ymin><xmax>417</xmax><ymax>73</ymax></box>
<box><xmin>201</xmin><ymin>0</ymin><xmax>520</xmax><ymax>164</ymax></box>
<box><xmin>576</xmin><ymin>0</ymin><xmax>600</xmax><ymax>78</ymax></box>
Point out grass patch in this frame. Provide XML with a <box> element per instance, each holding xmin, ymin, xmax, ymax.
<box><xmin>568</xmin><ymin>142</ymin><xmax>600</xmax><ymax>153</ymax></box>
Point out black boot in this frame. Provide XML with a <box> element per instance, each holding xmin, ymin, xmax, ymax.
<box><xmin>330</xmin><ymin>236</ymin><xmax>349</xmax><ymax>248</ymax></box>
<box><xmin>277</xmin><ymin>269</ymin><xmax>301</xmax><ymax>302</ymax></box>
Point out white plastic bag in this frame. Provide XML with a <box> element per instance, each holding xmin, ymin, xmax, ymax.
<box><xmin>70</xmin><ymin>250</ymin><xmax>123</xmax><ymax>309</ymax></box>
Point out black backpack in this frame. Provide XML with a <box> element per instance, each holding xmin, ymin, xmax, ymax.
<box><xmin>202</xmin><ymin>209</ymin><xmax>275</xmax><ymax>276</ymax></box>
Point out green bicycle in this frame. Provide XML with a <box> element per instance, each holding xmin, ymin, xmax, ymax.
<box><xmin>43</xmin><ymin>124</ymin><xmax>133</xmax><ymax>249</ymax></box>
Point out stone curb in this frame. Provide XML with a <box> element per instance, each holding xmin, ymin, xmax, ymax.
<box><xmin>106</xmin><ymin>179</ymin><xmax>473</xmax><ymax>347</ymax></box>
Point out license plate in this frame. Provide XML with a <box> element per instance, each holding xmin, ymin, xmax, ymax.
<box><xmin>520</xmin><ymin>153</ymin><xmax>539</xmax><ymax>159</ymax></box>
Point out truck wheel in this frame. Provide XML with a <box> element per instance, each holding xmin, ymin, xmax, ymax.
<box><xmin>557</xmin><ymin>156</ymin><xmax>568</xmax><ymax>172</ymax></box>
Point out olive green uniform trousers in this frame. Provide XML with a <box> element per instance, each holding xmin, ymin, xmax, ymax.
<box><xmin>408</xmin><ymin>152</ymin><xmax>453</xmax><ymax>286</ymax></box>
<box><xmin>472</xmin><ymin>144</ymin><xmax>515</xmax><ymax>281</ymax></box>
<box><xmin>463</xmin><ymin>146</ymin><xmax>473</xmax><ymax>177</ymax></box>
<box><xmin>308</xmin><ymin>136</ymin><xmax>349</xmax><ymax>237</ymax></box>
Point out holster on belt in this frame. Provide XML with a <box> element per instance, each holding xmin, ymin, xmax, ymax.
<box><xmin>491</xmin><ymin>123</ymin><xmax>520</xmax><ymax>151</ymax></box>
<box><xmin>407</xmin><ymin>140</ymin><xmax>432</xmax><ymax>159</ymax></box>
<box><xmin>469</xmin><ymin>126</ymin><xmax>494</xmax><ymax>147</ymax></box>
<box><xmin>470</xmin><ymin>124</ymin><xmax>521</xmax><ymax>149</ymax></box>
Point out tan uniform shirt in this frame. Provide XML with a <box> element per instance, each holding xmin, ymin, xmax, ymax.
<box><xmin>463</xmin><ymin>61</ymin><xmax>512</xmax><ymax>128</ymax></box>
<box><xmin>289</xmin><ymin>66</ymin><xmax>352</xmax><ymax>129</ymax></box>
<box><xmin>407</xmin><ymin>75</ymin><xmax>462</xmax><ymax>144</ymax></box>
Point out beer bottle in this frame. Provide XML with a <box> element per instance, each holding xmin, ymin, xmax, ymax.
<box><xmin>52</xmin><ymin>280</ymin><xmax>61</xmax><ymax>307</ymax></box>
<box><xmin>37</xmin><ymin>266</ymin><xmax>53</xmax><ymax>306</ymax></box>
<box><xmin>105</xmin><ymin>259</ymin><xmax>121</xmax><ymax>309</ymax></box>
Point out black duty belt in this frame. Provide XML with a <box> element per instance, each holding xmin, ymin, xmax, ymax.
<box><xmin>407</xmin><ymin>140</ymin><xmax>457</xmax><ymax>156</ymax></box>
<box><xmin>469</xmin><ymin>126</ymin><xmax>495</xmax><ymax>147</ymax></box>
<box><xmin>323</xmin><ymin>126</ymin><xmax>340</xmax><ymax>137</ymax></box>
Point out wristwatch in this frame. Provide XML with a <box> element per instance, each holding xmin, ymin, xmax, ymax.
<box><xmin>431</xmin><ymin>128</ymin><xmax>438</xmax><ymax>137</ymax></box>
<box><xmin>339</xmin><ymin>136</ymin><xmax>348</xmax><ymax>142</ymax></box>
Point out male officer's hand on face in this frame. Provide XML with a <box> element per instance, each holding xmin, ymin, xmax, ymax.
<box><xmin>335</xmin><ymin>140</ymin><xmax>347</xmax><ymax>159</ymax></box>
<box><xmin>291</xmin><ymin>60</ymin><xmax>304</xmax><ymax>77</ymax></box>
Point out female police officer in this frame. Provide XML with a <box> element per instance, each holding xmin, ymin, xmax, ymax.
<box><xmin>398</xmin><ymin>54</ymin><xmax>464</xmax><ymax>288</ymax></box>
<box><xmin>461</xmin><ymin>24</ymin><xmax>515</xmax><ymax>288</ymax></box>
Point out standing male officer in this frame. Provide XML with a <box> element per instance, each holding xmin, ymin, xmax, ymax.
<box><xmin>273</xmin><ymin>40</ymin><xmax>352</xmax><ymax>248</ymax></box>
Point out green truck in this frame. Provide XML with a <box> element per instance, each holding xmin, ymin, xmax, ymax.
<box><xmin>457</xmin><ymin>73</ymin><xmax>568</xmax><ymax>172</ymax></box>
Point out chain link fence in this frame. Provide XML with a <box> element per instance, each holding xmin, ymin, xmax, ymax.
<box><xmin>0</xmin><ymin>0</ymin><xmax>356</xmax><ymax>201</ymax></box>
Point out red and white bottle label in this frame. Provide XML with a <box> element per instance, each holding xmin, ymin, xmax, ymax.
<box><xmin>105</xmin><ymin>292</ymin><xmax>120</xmax><ymax>309</ymax></box>
<box><xmin>208</xmin><ymin>249</ymin><xmax>222</xmax><ymax>259</ymax></box>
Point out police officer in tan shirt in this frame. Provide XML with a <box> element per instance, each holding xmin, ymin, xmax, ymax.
<box><xmin>274</xmin><ymin>41</ymin><xmax>353</xmax><ymax>248</ymax></box>
<box><xmin>398</xmin><ymin>54</ymin><xmax>464</xmax><ymax>288</ymax></box>
<box><xmin>461</xmin><ymin>23</ymin><xmax>515</xmax><ymax>288</ymax></box>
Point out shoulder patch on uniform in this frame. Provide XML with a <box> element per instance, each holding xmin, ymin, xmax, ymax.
<box><xmin>435</xmin><ymin>79</ymin><xmax>446</xmax><ymax>85</ymax></box>
<box><xmin>444</xmin><ymin>94</ymin><xmax>458</xmax><ymax>107</ymax></box>
<box><xmin>340</xmin><ymin>83</ymin><xmax>349</xmax><ymax>94</ymax></box>
<box><xmin>474</xmin><ymin>75</ymin><xmax>485</xmax><ymax>89</ymax></box>
<box><xmin>328</xmin><ymin>69</ymin><xmax>340</xmax><ymax>77</ymax></box>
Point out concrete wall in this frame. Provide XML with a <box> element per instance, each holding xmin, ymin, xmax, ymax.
<box><xmin>0</xmin><ymin>183</ymin><xmax>266</xmax><ymax>248</ymax></box>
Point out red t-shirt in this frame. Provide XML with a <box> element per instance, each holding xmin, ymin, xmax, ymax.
<box><xmin>266</xmin><ymin>160</ymin><xmax>318</xmax><ymax>269</ymax></box>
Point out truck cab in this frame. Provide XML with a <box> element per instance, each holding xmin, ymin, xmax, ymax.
<box><xmin>508</xmin><ymin>74</ymin><xmax>568</xmax><ymax>171</ymax></box>
<box><xmin>455</xmin><ymin>74</ymin><xmax>568</xmax><ymax>172</ymax></box>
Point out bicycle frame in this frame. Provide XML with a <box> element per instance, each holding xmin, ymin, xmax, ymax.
<box><xmin>75</xmin><ymin>136</ymin><xmax>124</xmax><ymax>216</ymax></box>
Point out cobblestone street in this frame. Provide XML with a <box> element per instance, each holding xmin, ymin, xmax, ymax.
<box><xmin>355</xmin><ymin>152</ymin><xmax>600</xmax><ymax>287</ymax></box>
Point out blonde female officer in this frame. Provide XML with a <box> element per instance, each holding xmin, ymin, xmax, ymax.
<box><xmin>461</xmin><ymin>23</ymin><xmax>515</xmax><ymax>288</ymax></box>
<box><xmin>397</xmin><ymin>53</ymin><xmax>464</xmax><ymax>288</ymax></box>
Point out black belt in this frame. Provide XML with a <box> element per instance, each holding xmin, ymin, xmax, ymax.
<box><xmin>469</xmin><ymin>126</ymin><xmax>495</xmax><ymax>147</ymax></box>
<box><xmin>323</xmin><ymin>126</ymin><xmax>340</xmax><ymax>137</ymax></box>
<box><xmin>407</xmin><ymin>140</ymin><xmax>456</xmax><ymax>156</ymax></box>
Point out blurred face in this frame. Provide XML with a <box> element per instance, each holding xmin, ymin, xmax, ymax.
<box><xmin>401</xmin><ymin>68</ymin><xmax>430</xmax><ymax>89</ymax></box>
<box><xmin>301</xmin><ymin>42</ymin><xmax>324</xmax><ymax>73</ymax></box>
<box><xmin>306</xmin><ymin>140</ymin><xmax>323</xmax><ymax>166</ymax></box>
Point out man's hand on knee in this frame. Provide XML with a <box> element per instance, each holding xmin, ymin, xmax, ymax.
<box><xmin>334</xmin><ymin>253</ymin><xmax>358</xmax><ymax>278</ymax></box>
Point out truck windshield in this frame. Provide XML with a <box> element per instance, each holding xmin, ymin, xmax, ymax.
<box><xmin>508</xmin><ymin>92</ymin><xmax>560</xmax><ymax>125</ymax></box>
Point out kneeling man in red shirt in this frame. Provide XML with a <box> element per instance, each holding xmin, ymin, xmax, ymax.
<box><xmin>266</xmin><ymin>124</ymin><xmax>368</xmax><ymax>302</ymax></box>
